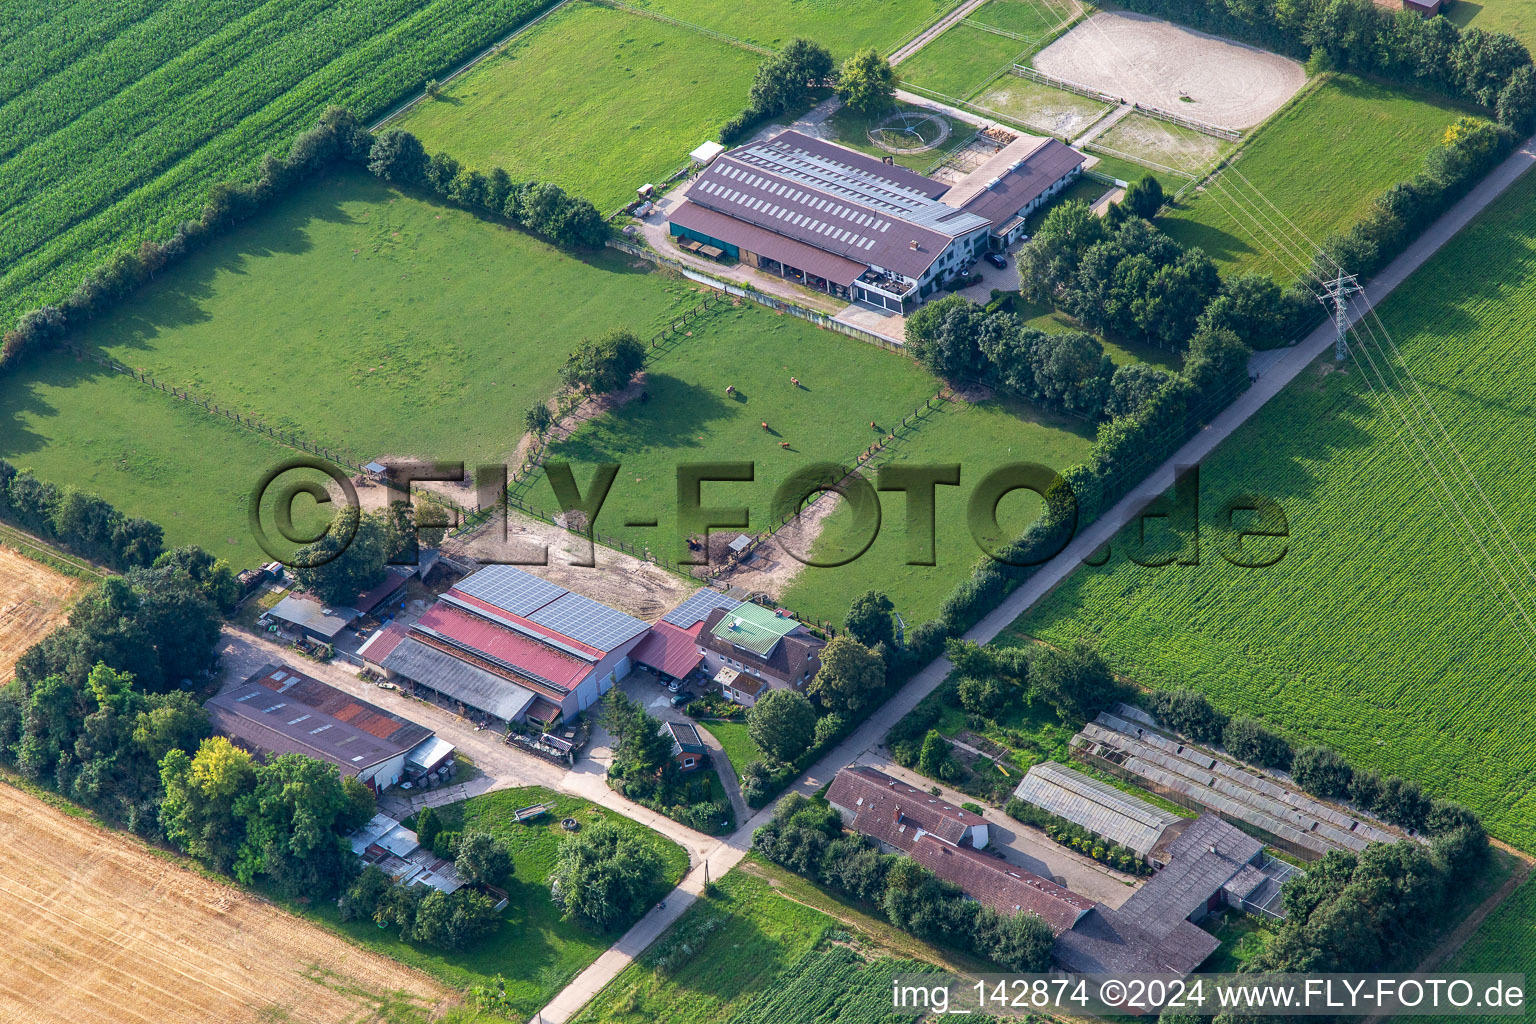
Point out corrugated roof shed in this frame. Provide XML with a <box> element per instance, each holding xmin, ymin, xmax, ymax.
<box><xmin>1055</xmin><ymin>906</ymin><xmax>1220</xmax><ymax>976</ymax></box>
<box><xmin>827</xmin><ymin>765</ymin><xmax>983</xmax><ymax>848</ymax></box>
<box><xmin>379</xmin><ymin>636</ymin><xmax>537</xmax><ymax>721</ymax></box>
<box><xmin>267</xmin><ymin>594</ymin><xmax>358</xmax><ymax>639</ymax></box>
<box><xmin>630</xmin><ymin>621</ymin><xmax>704</xmax><ymax>680</ymax></box>
<box><xmin>1117</xmin><ymin>815</ymin><xmax>1263</xmax><ymax>935</ymax></box>
<box><xmin>1013</xmin><ymin>760</ymin><xmax>1182</xmax><ymax>857</ymax></box>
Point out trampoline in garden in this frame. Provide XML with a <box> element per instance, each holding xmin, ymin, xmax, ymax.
<box><xmin>867</xmin><ymin>110</ymin><xmax>951</xmax><ymax>154</ymax></box>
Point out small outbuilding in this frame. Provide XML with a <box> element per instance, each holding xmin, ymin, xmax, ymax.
<box><xmin>690</xmin><ymin>141</ymin><xmax>726</xmax><ymax>166</ymax></box>
<box><xmin>664</xmin><ymin>720</ymin><xmax>708</xmax><ymax>771</ymax></box>
<box><xmin>1012</xmin><ymin>760</ymin><xmax>1182</xmax><ymax>859</ymax></box>
<box><xmin>266</xmin><ymin>593</ymin><xmax>359</xmax><ymax>643</ymax></box>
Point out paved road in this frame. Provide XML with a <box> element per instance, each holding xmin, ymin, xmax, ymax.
<box><xmin>533</xmin><ymin>130</ymin><xmax>1536</xmax><ymax>1024</ymax></box>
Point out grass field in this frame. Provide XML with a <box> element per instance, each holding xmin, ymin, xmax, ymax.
<box><xmin>64</xmin><ymin>168</ymin><xmax>696</xmax><ymax>465</ymax></box>
<box><xmin>1450</xmin><ymin>0</ymin><xmax>1536</xmax><ymax>50</ymax></box>
<box><xmin>778</xmin><ymin>396</ymin><xmax>1094</xmax><ymax>625</ymax></box>
<box><xmin>698</xmin><ymin>718</ymin><xmax>763</xmax><ymax>781</ymax></box>
<box><xmin>1000</xmin><ymin>167</ymin><xmax>1536</xmax><ymax>851</ymax></box>
<box><xmin>1158</xmin><ymin>74</ymin><xmax>1470</xmax><ymax>279</ymax></box>
<box><xmin>973</xmin><ymin>75</ymin><xmax>1113</xmax><ymax>138</ymax></box>
<box><xmin>0</xmin><ymin>0</ymin><xmax>555</xmax><ymax>328</ymax></box>
<box><xmin>626</xmin><ymin>0</ymin><xmax>955</xmax><ymax>56</ymax></box>
<box><xmin>521</xmin><ymin>304</ymin><xmax>941</xmax><ymax>563</ymax></box>
<box><xmin>306</xmin><ymin>786</ymin><xmax>687</xmax><ymax>1019</ymax></box>
<box><xmin>897</xmin><ymin>21</ymin><xmax>1029</xmax><ymax>99</ymax></box>
<box><xmin>970</xmin><ymin>0</ymin><xmax>1080</xmax><ymax>38</ymax></box>
<box><xmin>0</xmin><ymin>784</ymin><xmax>456</xmax><ymax>1024</ymax></box>
<box><xmin>571</xmin><ymin>859</ymin><xmax>960</xmax><ymax>1024</ymax></box>
<box><xmin>394</xmin><ymin>3</ymin><xmax>760</xmax><ymax>212</ymax></box>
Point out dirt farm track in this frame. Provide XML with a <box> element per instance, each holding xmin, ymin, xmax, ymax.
<box><xmin>0</xmin><ymin>785</ymin><xmax>454</xmax><ymax>1023</ymax></box>
<box><xmin>0</xmin><ymin>546</ymin><xmax>83</xmax><ymax>683</ymax></box>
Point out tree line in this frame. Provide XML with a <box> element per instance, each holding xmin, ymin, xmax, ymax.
<box><xmin>753</xmin><ymin>793</ymin><xmax>1057</xmax><ymax>971</ymax></box>
<box><xmin>2</xmin><ymin>106</ymin><xmax>609</xmax><ymax>375</ymax></box>
<box><xmin>0</xmin><ymin>459</ymin><xmax>166</xmax><ymax>571</ymax></box>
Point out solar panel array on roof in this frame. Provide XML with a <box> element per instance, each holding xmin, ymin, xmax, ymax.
<box><xmin>526</xmin><ymin>591</ymin><xmax>649</xmax><ymax>652</ymax></box>
<box><xmin>662</xmin><ymin>588</ymin><xmax>740</xmax><ymax>628</ymax></box>
<box><xmin>452</xmin><ymin>564</ymin><xmax>566</xmax><ymax>617</ymax></box>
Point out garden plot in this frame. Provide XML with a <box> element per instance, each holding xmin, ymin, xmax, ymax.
<box><xmin>1031</xmin><ymin>11</ymin><xmax>1305</xmax><ymax>129</ymax></box>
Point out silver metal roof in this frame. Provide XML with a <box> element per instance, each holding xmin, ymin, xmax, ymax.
<box><xmin>1013</xmin><ymin>760</ymin><xmax>1182</xmax><ymax>856</ymax></box>
<box><xmin>663</xmin><ymin>587</ymin><xmax>743</xmax><ymax>628</ymax></box>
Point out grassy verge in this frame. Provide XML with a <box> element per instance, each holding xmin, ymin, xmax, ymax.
<box><xmin>698</xmin><ymin>718</ymin><xmax>763</xmax><ymax>780</ymax></box>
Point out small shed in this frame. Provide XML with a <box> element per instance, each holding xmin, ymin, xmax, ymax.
<box><xmin>266</xmin><ymin>593</ymin><xmax>359</xmax><ymax>642</ymax></box>
<box><xmin>690</xmin><ymin>141</ymin><xmax>726</xmax><ymax>166</ymax></box>
<box><xmin>664</xmin><ymin>720</ymin><xmax>708</xmax><ymax>771</ymax></box>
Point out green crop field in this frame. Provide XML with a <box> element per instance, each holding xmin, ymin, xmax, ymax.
<box><xmin>1000</xmin><ymin>168</ymin><xmax>1536</xmax><ymax>850</ymax></box>
<box><xmin>1158</xmin><ymin>74</ymin><xmax>1469</xmax><ymax>279</ymax></box>
<box><xmin>897</xmin><ymin>22</ymin><xmax>1028</xmax><ymax>99</ymax></box>
<box><xmin>624</xmin><ymin>0</ymin><xmax>955</xmax><ymax>56</ymax></box>
<box><xmin>0</xmin><ymin>0</ymin><xmax>556</xmax><ymax>328</ymax></box>
<box><xmin>572</xmin><ymin>861</ymin><xmax>947</xmax><ymax>1024</ymax></box>
<box><xmin>1441</xmin><ymin>871</ymin><xmax>1536</xmax><ymax>1023</ymax></box>
<box><xmin>519</xmin><ymin>306</ymin><xmax>942</xmax><ymax>564</ymax></box>
<box><xmin>779</xmin><ymin>396</ymin><xmax>1094</xmax><ymax>626</ymax></box>
<box><xmin>393</xmin><ymin>3</ymin><xmax>760</xmax><ymax>212</ymax></box>
<box><xmin>301</xmin><ymin>787</ymin><xmax>687</xmax><ymax>1019</ymax></box>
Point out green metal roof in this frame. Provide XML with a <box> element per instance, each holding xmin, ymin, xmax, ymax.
<box><xmin>709</xmin><ymin>601</ymin><xmax>799</xmax><ymax>657</ymax></box>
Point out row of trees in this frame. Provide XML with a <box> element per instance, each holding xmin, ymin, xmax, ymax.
<box><xmin>3</xmin><ymin>105</ymin><xmax>608</xmax><ymax>375</ymax></box>
<box><xmin>0</xmin><ymin>460</ymin><xmax>165</xmax><ymax>571</ymax></box>
<box><xmin>1019</xmin><ymin>197</ymin><xmax>1311</xmax><ymax>351</ymax></box>
<box><xmin>1146</xmin><ymin>688</ymin><xmax>1485</xmax><ymax>864</ymax></box>
<box><xmin>753</xmin><ymin>794</ymin><xmax>1056</xmax><ymax>971</ymax></box>
<box><xmin>373</xmin><ymin>129</ymin><xmax>608</xmax><ymax>244</ymax></box>
<box><xmin>1106</xmin><ymin>0</ymin><xmax>1535</xmax><ymax>130</ymax></box>
<box><xmin>721</xmin><ymin>40</ymin><xmax>897</xmax><ymax>143</ymax></box>
<box><xmin>1005</xmin><ymin>798</ymin><xmax>1151</xmax><ymax>875</ymax></box>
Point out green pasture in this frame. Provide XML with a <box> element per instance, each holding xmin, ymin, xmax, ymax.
<box><xmin>897</xmin><ymin>21</ymin><xmax>1029</xmax><ymax>99</ymax></box>
<box><xmin>521</xmin><ymin>304</ymin><xmax>941</xmax><ymax>564</ymax></box>
<box><xmin>778</xmin><ymin>396</ymin><xmax>1094</xmax><ymax>626</ymax></box>
<box><xmin>1449</xmin><ymin>0</ymin><xmax>1536</xmax><ymax>50</ymax></box>
<box><xmin>970</xmin><ymin>0</ymin><xmax>1079</xmax><ymax>38</ymax></box>
<box><xmin>973</xmin><ymin>75</ymin><xmax>1113</xmax><ymax>138</ymax></box>
<box><xmin>394</xmin><ymin>2</ymin><xmax>761</xmax><ymax>211</ymax></box>
<box><xmin>1158</xmin><ymin>74</ymin><xmax>1470</xmax><ymax>280</ymax></box>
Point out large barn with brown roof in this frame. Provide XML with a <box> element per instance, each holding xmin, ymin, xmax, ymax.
<box><xmin>669</xmin><ymin>129</ymin><xmax>1083</xmax><ymax>310</ymax></box>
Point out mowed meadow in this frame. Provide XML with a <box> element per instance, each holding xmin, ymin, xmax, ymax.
<box><xmin>625</xmin><ymin>0</ymin><xmax>954</xmax><ymax>56</ymax></box>
<box><xmin>0</xmin><ymin>0</ymin><xmax>560</xmax><ymax>325</ymax></box>
<box><xmin>0</xmin><ymin>168</ymin><xmax>706</xmax><ymax>566</ymax></box>
<box><xmin>1158</xmin><ymin>74</ymin><xmax>1470</xmax><ymax>279</ymax></box>
<box><xmin>1003</xmin><ymin>168</ymin><xmax>1536</xmax><ymax>848</ymax></box>
<box><xmin>393</xmin><ymin>2</ymin><xmax>762</xmax><ymax>213</ymax></box>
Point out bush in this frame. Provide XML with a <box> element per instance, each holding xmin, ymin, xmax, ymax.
<box><xmin>747</xmin><ymin>689</ymin><xmax>817</xmax><ymax>763</ymax></box>
<box><xmin>1291</xmin><ymin>746</ymin><xmax>1353</xmax><ymax>798</ymax></box>
<box><xmin>1222</xmin><ymin>716</ymin><xmax>1292</xmax><ymax>769</ymax></box>
<box><xmin>1147</xmin><ymin>688</ymin><xmax>1228</xmax><ymax>744</ymax></box>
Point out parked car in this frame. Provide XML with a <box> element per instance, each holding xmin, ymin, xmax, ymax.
<box><xmin>670</xmin><ymin>692</ymin><xmax>693</xmax><ymax>708</ymax></box>
<box><xmin>984</xmin><ymin>251</ymin><xmax>1008</xmax><ymax>269</ymax></box>
<box><xmin>667</xmin><ymin>680</ymin><xmax>681</xmax><ymax>693</ymax></box>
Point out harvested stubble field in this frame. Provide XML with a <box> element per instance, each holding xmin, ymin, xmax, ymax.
<box><xmin>0</xmin><ymin>547</ymin><xmax>84</xmax><ymax>681</ymax></box>
<box><xmin>1002</xmin><ymin>168</ymin><xmax>1536</xmax><ymax>850</ymax></box>
<box><xmin>1031</xmin><ymin>10</ymin><xmax>1304</xmax><ymax>129</ymax></box>
<box><xmin>0</xmin><ymin>784</ymin><xmax>453</xmax><ymax>1024</ymax></box>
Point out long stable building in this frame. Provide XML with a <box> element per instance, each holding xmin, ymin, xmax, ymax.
<box><xmin>359</xmin><ymin>565</ymin><xmax>651</xmax><ymax>728</ymax></box>
<box><xmin>669</xmin><ymin>129</ymin><xmax>1083</xmax><ymax>309</ymax></box>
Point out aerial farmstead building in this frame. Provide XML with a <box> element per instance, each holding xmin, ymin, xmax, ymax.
<box><xmin>694</xmin><ymin>599</ymin><xmax>826</xmax><ymax>703</ymax></box>
<box><xmin>1012</xmin><ymin>760</ymin><xmax>1184</xmax><ymax>860</ymax></box>
<box><xmin>204</xmin><ymin>663</ymin><xmax>437</xmax><ymax>793</ymax></box>
<box><xmin>668</xmin><ymin>129</ymin><xmax>1084</xmax><ymax>309</ymax></box>
<box><xmin>359</xmin><ymin>565</ymin><xmax>651</xmax><ymax>728</ymax></box>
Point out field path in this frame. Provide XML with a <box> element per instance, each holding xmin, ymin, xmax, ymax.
<box><xmin>889</xmin><ymin>0</ymin><xmax>992</xmax><ymax>64</ymax></box>
<box><xmin>533</xmin><ymin>130</ymin><xmax>1536</xmax><ymax>1024</ymax></box>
